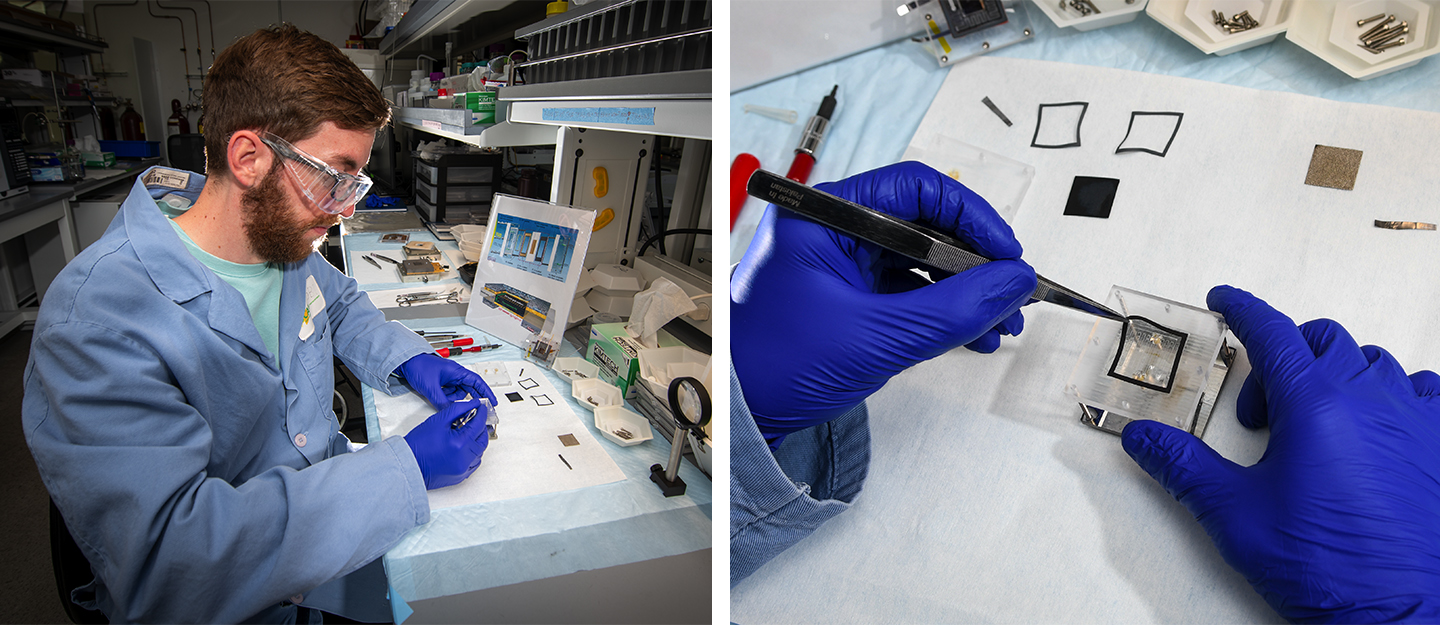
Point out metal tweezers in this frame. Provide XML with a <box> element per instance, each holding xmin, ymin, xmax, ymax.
<box><xmin>396</xmin><ymin>288</ymin><xmax>461</xmax><ymax>306</ymax></box>
<box><xmin>746</xmin><ymin>169</ymin><xmax>1124</xmax><ymax>322</ymax></box>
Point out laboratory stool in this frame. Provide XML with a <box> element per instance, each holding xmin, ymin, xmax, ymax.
<box><xmin>49</xmin><ymin>498</ymin><xmax>107</xmax><ymax>624</ymax></box>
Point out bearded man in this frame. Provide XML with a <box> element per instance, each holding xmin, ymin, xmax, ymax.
<box><xmin>23</xmin><ymin>24</ymin><xmax>495</xmax><ymax>623</ymax></box>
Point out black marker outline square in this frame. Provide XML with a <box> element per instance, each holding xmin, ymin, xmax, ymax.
<box><xmin>1107</xmin><ymin>315</ymin><xmax>1188</xmax><ymax>393</ymax></box>
<box><xmin>1115</xmin><ymin>111</ymin><xmax>1184</xmax><ymax>157</ymax></box>
<box><xmin>518</xmin><ymin>377</ymin><xmax>539</xmax><ymax>390</ymax></box>
<box><xmin>1031</xmin><ymin>102</ymin><xmax>1089</xmax><ymax>149</ymax></box>
<box><xmin>531</xmin><ymin>394</ymin><xmax>554</xmax><ymax>407</ymax></box>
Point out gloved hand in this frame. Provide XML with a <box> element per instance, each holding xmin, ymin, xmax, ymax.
<box><xmin>404</xmin><ymin>398</ymin><xmax>490</xmax><ymax>490</ymax></box>
<box><xmin>1122</xmin><ymin>285</ymin><xmax>1440</xmax><ymax>622</ymax></box>
<box><xmin>732</xmin><ymin>161</ymin><xmax>1037</xmax><ymax>443</ymax></box>
<box><xmin>397</xmin><ymin>352</ymin><xmax>498</xmax><ymax>410</ymax></box>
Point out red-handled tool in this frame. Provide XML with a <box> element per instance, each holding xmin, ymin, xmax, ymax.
<box><xmin>786</xmin><ymin>85</ymin><xmax>838</xmax><ymax>184</ymax></box>
<box><xmin>436</xmin><ymin>344</ymin><xmax>502</xmax><ymax>358</ymax></box>
<box><xmin>428</xmin><ymin>337</ymin><xmax>474</xmax><ymax>348</ymax></box>
<box><xmin>731</xmin><ymin>153</ymin><xmax>761</xmax><ymax>229</ymax></box>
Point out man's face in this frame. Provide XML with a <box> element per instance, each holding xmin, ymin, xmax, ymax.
<box><xmin>241</xmin><ymin>122</ymin><xmax>374</xmax><ymax>264</ymax></box>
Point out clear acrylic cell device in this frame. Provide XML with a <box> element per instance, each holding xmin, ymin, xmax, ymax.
<box><xmin>1066</xmin><ymin>286</ymin><xmax>1234</xmax><ymax>437</ymax></box>
<box><xmin>900</xmin><ymin>0</ymin><xmax>1035</xmax><ymax>67</ymax></box>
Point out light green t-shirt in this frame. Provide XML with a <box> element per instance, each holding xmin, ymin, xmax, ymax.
<box><xmin>168</xmin><ymin>218</ymin><xmax>282</xmax><ymax>358</ymax></box>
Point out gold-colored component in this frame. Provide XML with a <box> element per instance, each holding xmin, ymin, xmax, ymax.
<box><xmin>1374</xmin><ymin>220</ymin><xmax>1437</xmax><ymax>231</ymax></box>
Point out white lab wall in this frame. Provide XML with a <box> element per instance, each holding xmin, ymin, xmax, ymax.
<box><xmin>73</xmin><ymin>0</ymin><xmax>365</xmax><ymax>138</ymax></box>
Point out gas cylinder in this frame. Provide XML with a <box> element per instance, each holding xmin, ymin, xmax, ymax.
<box><xmin>166</xmin><ymin>99</ymin><xmax>190</xmax><ymax>136</ymax></box>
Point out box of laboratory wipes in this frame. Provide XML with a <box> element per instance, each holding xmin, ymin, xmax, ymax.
<box><xmin>586</xmin><ymin>323</ymin><xmax>681</xmax><ymax>398</ymax></box>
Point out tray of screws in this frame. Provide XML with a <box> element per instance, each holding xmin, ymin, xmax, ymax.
<box><xmin>594</xmin><ymin>405</ymin><xmax>653</xmax><ymax>447</ymax></box>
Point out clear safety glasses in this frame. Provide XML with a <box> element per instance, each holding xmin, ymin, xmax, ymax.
<box><xmin>259</xmin><ymin>132</ymin><xmax>371</xmax><ymax>214</ymax></box>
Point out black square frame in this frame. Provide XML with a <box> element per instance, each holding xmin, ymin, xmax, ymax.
<box><xmin>1106</xmin><ymin>315</ymin><xmax>1188</xmax><ymax>393</ymax></box>
<box><xmin>1031</xmin><ymin>102</ymin><xmax>1089</xmax><ymax>149</ymax></box>
<box><xmin>1115</xmin><ymin>111</ymin><xmax>1184</xmax><ymax>157</ymax></box>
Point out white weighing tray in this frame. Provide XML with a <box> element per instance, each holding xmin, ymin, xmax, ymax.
<box><xmin>1033</xmin><ymin>0</ymin><xmax>1150</xmax><ymax>31</ymax></box>
<box><xmin>1285</xmin><ymin>0</ymin><xmax>1440</xmax><ymax>79</ymax></box>
<box><xmin>1147</xmin><ymin>0</ymin><xmax>1297</xmax><ymax>56</ymax></box>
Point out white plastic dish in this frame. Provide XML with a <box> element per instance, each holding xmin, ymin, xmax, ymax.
<box><xmin>1286</xmin><ymin>0</ymin><xmax>1440</xmax><ymax>79</ymax></box>
<box><xmin>450</xmin><ymin>224</ymin><xmax>486</xmax><ymax>238</ymax></box>
<box><xmin>636</xmin><ymin>346</ymin><xmax>710</xmax><ymax>397</ymax></box>
<box><xmin>1033</xmin><ymin>0</ymin><xmax>1149</xmax><ymax>31</ymax></box>
<box><xmin>1184</xmin><ymin>0</ymin><xmax>1285</xmax><ymax>43</ymax></box>
<box><xmin>551</xmin><ymin>356</ymin><xmax>600</xmax><ymax>382</ymax></box>
<box><xmin>1148</xmin><ymin>0</ymin><xmax>1296</xmax><ymax>55</ymax></box>
<box><xmin>571</xmin><ymin>377</ymin><xmax>622</xmax><ymax>411</ymax></box>
<box><xmin>593</xmin><ymin>405</ymin><xmax>653</xmax><ymax>447</ymax></box>
<box><xmin>1326</xmin><ymin>0</ymin><xmax>1430</xmax><ymax>65</ymax></box>
<box><xmin>589</xmin><ymin>264</ymin><xmax>645</xmax><ymax>292</ymax></box>
<box><xmin>458</xmin><ymin>241</ymin><xmax>484</xmax><ymax>261</ymax></box>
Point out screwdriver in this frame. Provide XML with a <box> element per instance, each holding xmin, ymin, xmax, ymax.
<box><xmin>435</xmin><ymin>344</ymin><xmax>502</xmax><ymax>358</ymax></box>
<box><xmin>428</xmin><ymin>337</ymin><xmax>475</xmax><ymax>348</ymax></box>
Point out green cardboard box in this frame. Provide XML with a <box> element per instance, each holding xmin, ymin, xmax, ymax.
<box><xmin>464</xmin><ymin>91</ymin><xmax>499</xmax><ymax>124</ymax></box>
<box><xmin>585</xmin><ymin>323</ymin><xmax>682</xmax><ymax>398</ymax></box>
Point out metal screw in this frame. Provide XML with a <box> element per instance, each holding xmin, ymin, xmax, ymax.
<box><xmin>925</xmin><ymin>13</ymin><xmax>932</xmax><ymax>20</ymax></box>
<box><xmin>1023</xmin><ymin>28</ymin><xmax>1032</xmax><ymax>36</ymax></box>
<box><xmin>1370</xmin><ymin>37</ymin><xmax>1408</xmax><ymax>51</ymax></box>
<box><xmin>1359</xmin><ymin>15</ymin><xmax>1395</xmax><ymax>41</ymax></box>
<box><xmin>982</xmin><ymin>41</ymin><xmax>990</xmax><ymax>49</ymax></box>
<box><xmin>1366</xmin><ymin>26</ymin><xmax>1408</xmax><ymax>47</ymax></box>
<box><xmin>1357</xmin><ymin>12</ymin><xmax>1387</xmax><ymax>26</ymax></box>
<box><xmin>940</xmin><ymin>55</ymin><xmax>949</xmax><ymax>62</ymax></box>
<box><xmin>1364</xmin><ymin>21</ymin><xmax>1408</xmax><ymax>44</ymax></box>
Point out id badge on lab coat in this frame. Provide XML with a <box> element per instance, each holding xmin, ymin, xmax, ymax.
<box><xmin>299</xmin><ymin>275</ymin><xmax>326</xmax><ymax>341</ymax></box>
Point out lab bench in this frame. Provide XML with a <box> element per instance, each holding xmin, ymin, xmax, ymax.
<box><xmin>340</xmin><ymin>220</ymin><xmax>711</xmax><ymax>623</ymax></box>
<box><xmin>0</xmin><ymin>157</ymin><xmax>161</xmax><ymax>337</ymax></box>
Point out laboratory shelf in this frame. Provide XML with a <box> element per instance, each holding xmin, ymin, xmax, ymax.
<box><xmin>392</xmin><ymin>118</ymin><xmax>560</xmax><ymax>148</ymax></box>
<box><xmin>0</xmin><ymin>11</ymin><xmax>107</xmax><ymax>55</ymax></box>
<box><xmin>500</xmin><ymin>70</ymin><xmax>712</xmax><ymax>140</ymax></box>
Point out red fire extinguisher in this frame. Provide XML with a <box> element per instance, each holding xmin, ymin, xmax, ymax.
<box><xmin>120</xmin><ymin>99</ymin><xmax>145</xmax><ymax>141</ymax></box>
<box><xmin>167</xmin><ymin>99</ymin><xmax>190</xmax><ymax>136</ymax></box>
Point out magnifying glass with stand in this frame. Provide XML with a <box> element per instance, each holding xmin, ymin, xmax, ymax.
<box><xmin>650</xmin><ymin>376</ymin><xmax>711</xmax><ymax>497</ymax></box>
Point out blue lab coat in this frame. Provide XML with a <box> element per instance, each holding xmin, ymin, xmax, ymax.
<box><xmin>729</xmin><ymin>365</ymin><xmax>872</xmax><ymax>586</ymax></box>
<box><xmin>23</xmin><ymin>167</ymin><xmax>433</xmax><ymax>623</ymax></box>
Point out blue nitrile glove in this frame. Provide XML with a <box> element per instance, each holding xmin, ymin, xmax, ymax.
<box><xmin>397</xmin><ymin>352</ymin><xmax>499</xmax><ymax>409</ymax></box>
<box><xmin>404</xmin><ymin>398</ymin><xmax>491</xmax><ymax>490</ymax></box>
<box><xmin>732</xmin><ymin>161</ymin><xmax>1037</xmax><ymax>444</ymax></box>
<box><xmin>1122</xmin><ymin>285</ymin><xmax>1440</xmax><ymax>622</ymax></box>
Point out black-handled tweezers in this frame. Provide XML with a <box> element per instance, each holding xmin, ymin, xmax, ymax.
<box><xmin>746</xmin><ymin>168</ymin><xmax>1124</xmax><ymax>322</ymax></box>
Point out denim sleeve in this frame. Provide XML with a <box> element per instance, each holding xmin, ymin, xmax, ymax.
<box><xmin>729</xmin><ymin>364</ymin><xmax>871</xmax><ymax>586</ymax></box>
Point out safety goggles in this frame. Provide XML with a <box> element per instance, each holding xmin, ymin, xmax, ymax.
<box><xmin>259</xmin><ymin>132</ymin><xmax>371</xmax><ymax>214</ymax></box>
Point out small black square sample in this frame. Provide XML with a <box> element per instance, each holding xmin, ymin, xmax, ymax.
<box><xmin>1107</xmin><ymin>316</ymin><xmax>1188</xmax><ymax>393</ymax></box>
<box><xmin>505</xmin><ymin>392</ymin><xmax>524</xmax><ymax>403</ymax></box>
<box><xmin>1115</xmin><ymin>111</ymin><xmax>1184</xmax><ymax>157</ymax></box>
<box><xmin>558</xmin><ymin>433</ymin><xmax>579</xmax><ymax>447</ymax></box>
<box><xmin>1064</xmin><ymin>176</ymin><xmax>1120</xmax><ymax>219</ymax></box>
<box><xmin>1031</xmin><ymin>102</ymin><xmax>1089</xmax><ymax>149</ymax></box>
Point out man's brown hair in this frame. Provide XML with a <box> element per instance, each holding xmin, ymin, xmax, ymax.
<box><xmin>202</xmin><ymin>24</ymin><xmax>390</xmax><ymax>177</ymax></box>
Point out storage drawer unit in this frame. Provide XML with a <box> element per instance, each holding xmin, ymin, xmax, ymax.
<box><xmin>417</xmin><ymin>194</ymin><xmax>490</xmax><ymax>224</ymax></box>
<box><xmin>411</xmin><ymin>152</ymin><xmax>501</xmax><ymax>223</ymax></box>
